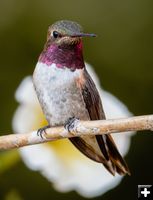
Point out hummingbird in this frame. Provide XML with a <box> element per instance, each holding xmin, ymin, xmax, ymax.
<box><xmin>33</xmin><ymin>20</ymin><xmax>130</xmax><ymax>176</ymax></box>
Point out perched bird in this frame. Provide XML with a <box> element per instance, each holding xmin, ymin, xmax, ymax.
<box><xmin>33</xmin><ymin>20</ymin><xmax>130</xmax><ymax>176</ymax></box>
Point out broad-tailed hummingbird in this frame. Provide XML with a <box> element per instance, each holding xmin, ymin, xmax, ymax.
<box><xmin>33</xmin><ymin>20</ymin><xmax>130</xmax><ymax>176</ymax></box>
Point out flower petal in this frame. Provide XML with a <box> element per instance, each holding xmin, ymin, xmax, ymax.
<box><xmin>15</xmin><ymin>76</ymin><xmax>39</xmax><ymax>105</ymax></box>
<box><xmin>53</xmin><ymin>159</ymin><xmax>123</xmax><ymax>198</ymax></box>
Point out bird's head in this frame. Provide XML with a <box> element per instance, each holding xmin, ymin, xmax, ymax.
<box><xmin>47</xmin><ymin>20</ymin><xmax>96</xmax><ymax>46</ymax></box>
<box><xmin>39</xmin><ymin>20</ymin><xmax>96</xmax><ymax>69</ymax></box>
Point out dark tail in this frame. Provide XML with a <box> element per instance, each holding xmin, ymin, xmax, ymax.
<box><xmin>96</xmin><ymin>134</ymin><xmax>130</xmax><ymax>175</ymax></box>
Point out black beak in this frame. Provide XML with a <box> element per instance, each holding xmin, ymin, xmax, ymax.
<box><xmin>71</xmin><ymin>33</ymin><xmax>97</xmax><ymax>37</ymax></box>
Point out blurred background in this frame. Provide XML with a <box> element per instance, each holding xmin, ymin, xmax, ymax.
<box><xmin>0</xmin><ymin>0</ymin><xmax>153</xmax><ymax>199</ymax></box>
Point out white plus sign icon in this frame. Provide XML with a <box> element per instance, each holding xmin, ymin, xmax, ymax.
<box><xmin>141</xmin><ymin>187</ymin><xmax>150</xmax><ymax>197</ymax></box>
<box><xmin>138</xmin><ymin>185</ymin><xmax>152</xmax><ymax>199</ymax></box>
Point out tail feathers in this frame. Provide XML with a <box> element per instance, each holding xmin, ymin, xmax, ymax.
<box><xmin>106</xmin><ymin>134</ymin><xmax>131</xmax><ymax>175</ymax></box>
<box><xmin>69</xmin><ymin>134</ymin><xmax>130</xmax><ymax>176</ymax></box>
<box><xmin>96</xmin><ymin>134</ymin><xmax>130</xmax><ymax>176</ymax></box>
<box><xmin>103</xmin><ymin>161</ymin><xmax>116</xmax><ymax>176</ymax></box>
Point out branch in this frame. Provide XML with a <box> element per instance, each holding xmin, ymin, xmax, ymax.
<box><xmin>0</xmin><ymin>115</ymin><xmax>153</xmax><ymax>151</ymax></box>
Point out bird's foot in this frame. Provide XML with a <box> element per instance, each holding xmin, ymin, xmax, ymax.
<box><xmin>37</xmin><ymin>125</ymin><xmax>50</xmax><ymax>139</ymax></box>
<box><xmin>64</xmin><ymin>117</ymin><xmax>80</xmax><ymax>133</ymax></box>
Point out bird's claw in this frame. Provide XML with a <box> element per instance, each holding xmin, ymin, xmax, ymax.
<box><xmin>64</xmin><ymin>117</ymin><xmax>80</xmax><ymax>133</ymax></box>
<box><xmin>37</xmin><ymin>125</ymin><xmax>50</xmax><ymax>139</ymax></box>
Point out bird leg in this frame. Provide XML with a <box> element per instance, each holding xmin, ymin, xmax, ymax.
<box><xmin>64</xmin><ymin>117</ymin><xmax>80</xmax><ymax>133</ymax></box>
<box><xmin>37</xmin><ymin>125</ymin><xmax>50</xmax><ymax>139</ymax></box>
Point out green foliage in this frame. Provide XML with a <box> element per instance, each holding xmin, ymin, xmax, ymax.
<box><xmin>0</xmin><ymin>150</ymin><xmax>20</xmax><ymax>174</ymax></box>
<box><xmin>4</xmin><ymin>189</ymin><xmax>23</xmax><ymax>200</ymax></box>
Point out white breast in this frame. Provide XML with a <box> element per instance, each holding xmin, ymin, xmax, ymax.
<box><xmin>33</xmin><ymin>62</ymin><xmax>89</xmax><ymax>126</ymax></box>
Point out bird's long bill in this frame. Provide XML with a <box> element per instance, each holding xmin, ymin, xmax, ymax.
<box><xmin>71</xmin><ymin>33</ymin><xmax>97</xmax><ymax>37</ymax></box>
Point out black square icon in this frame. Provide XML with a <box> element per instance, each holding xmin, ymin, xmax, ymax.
<box><xmin>138</xmin><ymin>185</ymin><xmax>153</xmax><ymax>199</ymax></box>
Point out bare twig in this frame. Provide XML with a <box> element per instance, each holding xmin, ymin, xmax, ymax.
<box><xmin>0</xmin><ymin>115</ymin><xmax>153</xmax><ymax>151</ymax></box>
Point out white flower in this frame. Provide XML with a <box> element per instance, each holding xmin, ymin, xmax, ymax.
<box><xmin>12</xmin><ymin>63</ymin><xmax>134</xmax><ymax>198</ymax></box>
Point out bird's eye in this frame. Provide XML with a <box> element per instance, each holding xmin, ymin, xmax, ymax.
<box><xmin>52</xmin><ymin>31</ymin><xmax>60</xmax><ymax>38</ymax></box>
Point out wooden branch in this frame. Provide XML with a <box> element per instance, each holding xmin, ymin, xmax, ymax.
<box><xmin>0</xmin><ymin>115</ymin><xmax>153</xmax><ymax>151</ymax></box>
